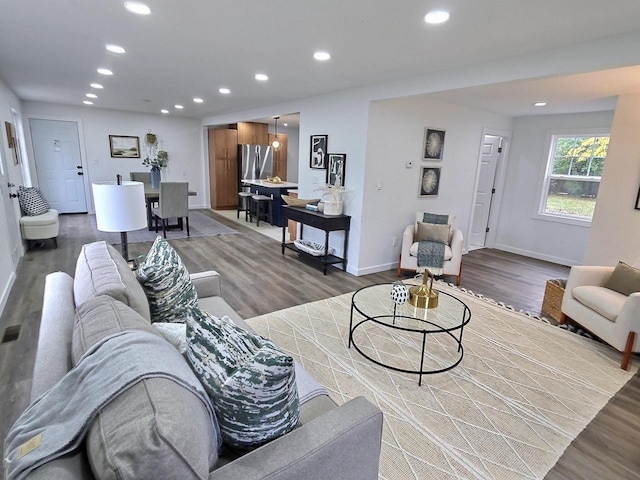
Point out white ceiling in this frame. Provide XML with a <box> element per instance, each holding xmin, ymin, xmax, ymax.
<box><xmin>2</xmin><ymin>1</ymin><xmax>640</xmax><ymax>119</ymax></box>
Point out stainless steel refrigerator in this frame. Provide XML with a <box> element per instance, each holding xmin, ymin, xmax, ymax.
<box><xmin>239</xmin><ymin>144</ymin><xmax>273</xmax><ymax>183</ymax></box>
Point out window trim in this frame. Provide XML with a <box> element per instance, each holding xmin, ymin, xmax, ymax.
<box><xmin>534</xmin><ymin>127</ymin><xmax>609</xmax><ymax>227</ymax></box>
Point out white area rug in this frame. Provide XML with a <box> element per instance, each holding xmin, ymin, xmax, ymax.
<box><xmin>246</xmin><ymin>281</ymin><xmax>635</xmax><ymax>480</ymax></box>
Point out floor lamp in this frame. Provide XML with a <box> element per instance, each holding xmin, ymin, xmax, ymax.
<box><xmin>92</xmin><ymin>175</ymin><xmax>147</xmax><ymax>261</ymax></box>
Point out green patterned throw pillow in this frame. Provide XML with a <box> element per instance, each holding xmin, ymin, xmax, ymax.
<box><xmin>185</xmin><ymin>308</ymin><xmax>300</xmax><ymax>449</ymax></box>
<box><xmin>137</xmin><ymin>236</ymin><xmax>198</xmax><ymax>322</ymax></box>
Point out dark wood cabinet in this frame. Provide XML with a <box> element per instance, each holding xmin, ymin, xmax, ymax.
<box><xmin>208</xmin><ymin>128</ymin><xmax>238</xmax><ymax>209</ymax></box>
<box><xmin>269</xmin><ymin>133</ymin><xmax>288</xmax><ymax>180</ymax></box>
<box><xmin>237</xmin><ymin>122</ymin><xmax>268</xmax><ymax>145</ymax></box>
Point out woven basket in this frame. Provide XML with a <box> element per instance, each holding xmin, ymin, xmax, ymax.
<box><xmin>541</xmin><ymin>279</ymin><xmax>565</xmax><ymax>322</ymax></box>
<box><xmin>281</xmin><ymin>195</ymin><xmax>320</xmax><ymax>208</ymax></box>
<box><xmin>294</xmin><ymin>240</ymin><xmax>335</xmax><ymax>256</ymax></box>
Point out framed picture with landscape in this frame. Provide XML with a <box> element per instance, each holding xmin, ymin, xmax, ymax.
<box><xmin>109</xmin><ymin>135</ymin><xmax>140</xmax><ymax>158</ymax></box>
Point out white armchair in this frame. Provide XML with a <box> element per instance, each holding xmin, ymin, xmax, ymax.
<box><xmin>397</xmin><ymin>214</ymin><xmax>463</xmax><ymax>285</ymax></box>
<box><xmin>561</xmin><ymin>259</ymin><xmax>640</xmax><ymax>370</ymax></box>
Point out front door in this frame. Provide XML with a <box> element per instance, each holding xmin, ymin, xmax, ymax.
<box><xmin>29</xmin><ymin>118</ymin><xmax>87</xmax><ymax>213</ymax></box>
<box><xmin>469</xmin><ymin>135</ymin><xmax>502</xmax><ymax>249</ymax></box>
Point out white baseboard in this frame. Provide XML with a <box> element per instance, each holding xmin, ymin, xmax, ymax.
<box><xmin>493</xmin><ymin>243</ymin><xmax>578</xmax><ymax>267</ymax></box>
<box><xmin>0</xmin><ymin>271</ymin><xmax>17</xmax><ymax>319</ymax></box>
<box><xmin>353</xmin><ymin>261</ymin><xmax>398</xmax><ymax>276</ymax></box>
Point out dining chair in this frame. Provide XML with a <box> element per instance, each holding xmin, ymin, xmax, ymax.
<box><xmin>152</xmin><ymin>182</ymin><xmax>189</xmax><ymax>238</ymax></box>
<box><xmin>129</xmin><ymin>172</ymin><xmax>152</xmax><ymax>184</ymax></box>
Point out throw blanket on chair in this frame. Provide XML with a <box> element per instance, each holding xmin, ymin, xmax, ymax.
<box><xmin>4</xmin><ymin>330</ymin><xmax>221</xmax><ymax>480</ymax></box>
<box><xmin>416</xmin><ymin>213</ymin><xmax>450</xmax><ymax>275</ymax></box>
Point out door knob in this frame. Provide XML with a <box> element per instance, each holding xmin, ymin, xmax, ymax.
<box><xmin>9</xmin><ymin>193</ymin><xmax>17</xmax><ymax>198</ymax></box>
<box><xmin>76</xmin><ymin>165</ymin><xmax>83</xmax><ymax>169</ymax></box>
<box><xmin>7</xmin><ymin>182</ymin><xmax>15</xmax><ymax>187</ymax></box>
<box><xmin>77</xmin><ymin>172</ymin><xmax>84</xmax><ymax>176</ymax></box>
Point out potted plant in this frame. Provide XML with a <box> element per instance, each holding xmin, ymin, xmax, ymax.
<box><xmin>142</xmin><ymin>133</ymin><xmax>168</xmax><ymax>188</ymax></box>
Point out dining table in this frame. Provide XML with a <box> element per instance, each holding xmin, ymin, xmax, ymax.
<box><xmin>144</xmin><ymin>184</ymin><xmax>197</xmax><ymax>231</ymax></box>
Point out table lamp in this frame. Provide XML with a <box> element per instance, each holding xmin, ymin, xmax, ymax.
<box><xmin>92</xmin><ymin>175</ymin><xmax>147</xmax><ymax>260</ymax></box>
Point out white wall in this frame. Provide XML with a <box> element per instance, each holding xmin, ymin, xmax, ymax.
<box><xmin>20</xmin><ymin>102</ymin><xmax>207</xmax><ymax>210</ymax></box>
<box><xmin>495</xmin><ymin>111</ymin><xmax>615</xmax><ymax>266</ymax></box>
<box><xmin>0</xmin><ymin>79</ymin><xmax>24</xmax><ymax>315</ymax></box>
<box><xmin>584</xmin><ymin>94</ymin><xmax>640</xmax><ymax>266</ymax></box>
<box><xmin>359</xmin><ymin>96</ymin><xmax>513</xmax><ymax>274</ymax></box>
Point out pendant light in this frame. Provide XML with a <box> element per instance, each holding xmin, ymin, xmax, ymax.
<box><xmin>271</xmin><ymin>116</ymin><xmax>282</xmax><ymax>151</ymax></box>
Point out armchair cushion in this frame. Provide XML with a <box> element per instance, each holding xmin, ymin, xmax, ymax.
<box><xmin>603</xmin><ymin>261</ymin><xmax>640</xmax><ymax>296</ymax></box>
<box><xmin>572</xmin><ymin>286</ymin><xmax>627</xmax><ymax>322</ymax></box>
<box><xmin>416</xmin><ymin>222</ymin><xmax>451</xmax><ymax>245</ymax></box>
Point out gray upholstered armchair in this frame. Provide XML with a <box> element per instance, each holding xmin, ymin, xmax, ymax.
<box><xmin>152</xmin><ymin>182</ymin><xmax>189</xmax><ymax>238</ymax></box>
<box><xmin>561</xmin><ymin>258</ymin><xmax>640</xmax><ymax>370</ymax></box>
<box><xmin>397</xmin><ymin>212</ymin><xmax>463</xmax><ymax>285</ymax></box>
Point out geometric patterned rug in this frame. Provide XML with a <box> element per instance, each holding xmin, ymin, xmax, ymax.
<box><xmin>246</xmin><ymin>281</ymin><xmax>635</xmax><ymax>480</ymax></box>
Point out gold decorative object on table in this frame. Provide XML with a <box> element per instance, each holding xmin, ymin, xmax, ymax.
<box><xmin>409</xmin><ymin>270</ymin><xmax>439</xmax><ymax>309</ymax></box>
<box><xmin>265</xmin><ymin>176</ymin><xmax>283</xmax><ymax>183</ymax></box>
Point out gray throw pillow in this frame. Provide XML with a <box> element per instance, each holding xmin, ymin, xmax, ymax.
<box><xmin>17</xmin><ymin>186</ymin><xmax>49</xmax><ymax>216</ymax></box>
<box><xmin>137</xmin><ymin>236</ymin><xmax>198</xmax><ymax>322</ymax></box>
<box><xmin>185</xmin><ymin>308</ymin><xmax>300</xmax><ymax>450</ymax></box>
<box><xmin>603</xmin><ymin>261</ymin><xmax>640</xmax><ymax>296</ymax></box>
<box><xmin>416</xmin><ymin>221</ymin><xmax>451</xmax><ymax>245</ymax></box>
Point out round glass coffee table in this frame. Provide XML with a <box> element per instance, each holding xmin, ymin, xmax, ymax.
<box><xmin>348</xmin><ymin>283</ymin><xmax>471</xmax><ymax>385</ymax></box>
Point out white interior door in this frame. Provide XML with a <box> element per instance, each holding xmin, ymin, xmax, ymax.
<box><xmin>469</xmin><ymin>135</ymin><xmax>502</xmax><ymax>249</ymax></box>
<box><xmin>29</xmin><ymin>118</ymin><xmax>87</xmax><ymax>213</ymax></box>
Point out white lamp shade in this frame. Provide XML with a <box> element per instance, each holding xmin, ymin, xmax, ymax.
<box><xmin>92</xmin><ymin>181</ymin><xmax>147</xmax><ymax>232</ymax></box>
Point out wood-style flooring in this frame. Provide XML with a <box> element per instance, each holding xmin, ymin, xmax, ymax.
<box><xmin>0</xmin><ymin>210</ymin><xmax>636</xmax><ymax>480</ymax></box>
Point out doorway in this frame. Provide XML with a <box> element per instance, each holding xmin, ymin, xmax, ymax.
<box><xmin>469</xmin><ymin>134</ymin><xmax>505</xmax><ymax>250</ymax></box>
<box><xmin>0</xmin><ymin>136</ymin><xmax>21</xmax><ymax>266</ymax></box>
<box><xmin>29</xmin><ymin>118</ymin><xmax>87</xmax><ymax>213</ymax></box>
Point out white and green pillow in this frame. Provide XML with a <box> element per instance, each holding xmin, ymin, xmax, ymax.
<box><xmin>137</xmin><ymin>236</ymin><xmax>198</xmax><ymax>322</ymax></box>
<box><xmin>185</xmin><ymin>308</ymin><xmax>300</xmax><ymax>449</ymax></box>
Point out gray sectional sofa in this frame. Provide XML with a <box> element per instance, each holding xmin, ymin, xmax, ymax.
<box><xmin>21</xmin><ymin>241</ymin><xmax>383</xmax><ymax>479</ymax></box>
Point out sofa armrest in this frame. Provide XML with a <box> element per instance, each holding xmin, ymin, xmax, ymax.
<box><xmin>31</xmin><ymin>272</ymin><xmax>76</xmax><ymax>402</ymax></box>
<box><xmin>190</xmin><ymin>271</ymin><xmax>222</xmax><ymax>298</ymax></box>
<box><xmin>210</xmin><ymin>396</ymin><xmax>383</xmax><ymax>480</ymax></box>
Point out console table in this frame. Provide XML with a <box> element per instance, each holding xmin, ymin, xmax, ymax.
<box><xmin>281</xmin><ymin>206</ymin><xmax>351</xmax><ymax>275</ymax></box>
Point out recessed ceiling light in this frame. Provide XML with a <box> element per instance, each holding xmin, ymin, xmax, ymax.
<box><xmin>219</xmin><ymin>88</ymin><xmax>231</xmax><ymax>94</ymax></box>
<box><xmin>534</xmin><ymin>102</ymin><xmax>548</xmax><ymax>107</ymax></box>
<box><xmin>106</xmin><ymin>44</ymin><xmax>126</xmax><ymax>54</ymax></box>
<box><xmin>424</xmin><ymin>10</ymin><xmax>450</xmax><ymax>24</ymax></box>
<box><xmin>83</xmin><ymin>100</ymin><xmax>93</xmax><ymax>105</ymax></box>
<box><xmin>255</xmin><ymin>73</ymin><xmax>269</xmax><ymax>81</ymax></box>
<box><xmin>174</xmin><ymin>104</ymin><xmax>184</xmax><ymax>109</ymax></box>
<box><xmin>97</xmin><ymin>68</ymin><xmax>113</xmax><ymax>75</ymax></box>
<box><xmin>90</xmin><ymin>83</ymin><xmax>103</xmax><ymax>89</ymax></box>
<box><xmin>124</xmin><ymin>2</ymin><xmax>151</xmax><ymax>15</ymax></box>
<box><xmin>283</xmin><ymin>123</ymin><xmax>288</xmax><ymax>127</ymax></box>
<box><xmin>161</xmin><ymin>109</ymin><xmax>169</xmax><ymax>114</ymax></box>
<box><xmin>193</xmin><ymin>97</ymin><xmax>204</xmax><ymax>103</ymax></box>
<box><xmin>86</xmin><ymin>93</ymin><xmax>98</xmax><ymax>99</ymax></box>
<box><xmin>313</xmin><ymin>51</ymin><xmax>331</xmax><ymax>61</ymax></box>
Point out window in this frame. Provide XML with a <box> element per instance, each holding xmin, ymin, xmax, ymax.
<box><xmin>540</xmin><ymin>133</ymin><xmax>609</xmax><ymax>222</ymax></box>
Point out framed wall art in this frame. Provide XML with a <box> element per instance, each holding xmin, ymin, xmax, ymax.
<box><xmin>310</xmin><ymin>134</ymin><xmax>328</xmax><ymax>169</ymax></box>
<box><xmin>109</xmin><ymin>135</ymin><xmax>140</xmax><ymax>158</ymax></box>
<box><xmin>423</xmin><ymin>127</ymin><xmax>446</xmax><ymax>160</ymax></box>
<box><xmin>419</xmin><ymin>166</ymin><xmax>441</xmax><ymax>197</ymax></box>
<box><xmin>635</xmin><ymin>184</ymin><xmax>640</xmax><ymax>210</ymax></box>
<box><xmin>5</xmin><ymin>122</ymin><xmax>19</xmax><ymax>165</ymax></box>
<box><xmin>326</xmin><ymin>153</ymin><xmax>346</xmax><ymax>186</ymax></box>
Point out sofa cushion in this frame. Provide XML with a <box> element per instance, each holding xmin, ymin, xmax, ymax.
<box><xmin>74</xmin><ymin>241</ymin><xmax>151</xmax><ymax>321</ymax></box>
<box><xmin>572</xmin><ymin>285</ymin><xmax>626</xmax><ymax>322</ymax></box>
<box><xmin>416</xmin><ymin>221</ymin><xmax>451</xmax><ymax>245</ymax></box>
<box><xmin>153</xmin><ymin>322</ymin><xmax>188</xmax><ymax>355</ymax></box>
<box><xmin>17</xmin><ymin>186</ymin><xmax>50</xmax><ymax>216</ymax></box>
<box><xmin>137</xmin><ymin>236</ymin><xmax>198</xmax><ymax>322</ymax></box>
<box><xmin>72</xmin><ymin>295</ymin><xmax>160</xmax><ymax>364</ymax></box>
<box><xmin>603</xmin><ymin>261</ymin><xmax>640</xmax><ymax>296</ymax></box>
<box><xmin>185</xmin><ymin>308</ymin><xmax>300</xmax><ymax>449</ymax></box>
<box><xmin>70</xmin><ymin>296</ymin><xmax>218</xmax><ymax>479</ymax></box>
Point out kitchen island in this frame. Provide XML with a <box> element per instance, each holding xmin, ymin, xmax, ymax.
<box><xmin>242</xmin><ymin>179</ymin><xmax>298</xmax><ymax>227</ymax></box>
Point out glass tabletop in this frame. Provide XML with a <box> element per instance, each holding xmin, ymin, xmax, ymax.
<box><xmin>351</xmin><ymin>283</ymin><xmax>470</xmax><ymax>333</ymax></box>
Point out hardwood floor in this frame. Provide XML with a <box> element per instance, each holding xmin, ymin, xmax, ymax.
<box><xmin>0</xmin><ymin>210</ymin><xmax>636</xmax><ymax>479</ymax></box>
